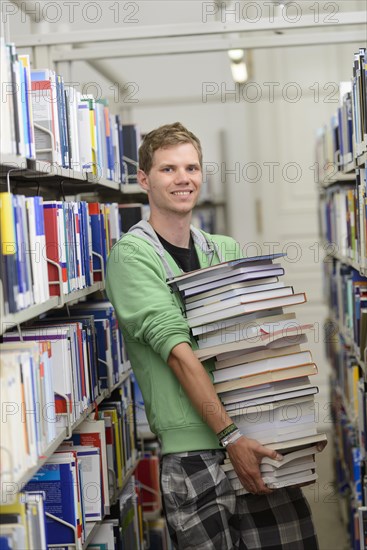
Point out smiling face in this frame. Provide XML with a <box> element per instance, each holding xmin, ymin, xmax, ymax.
<box><xmin>138</xmin><ymin>143</ymin><xmax>202</xmax><ymax>219</ymax></box>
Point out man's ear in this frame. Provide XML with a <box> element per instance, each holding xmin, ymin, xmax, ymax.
<box><xmin>137</xmin><ymin>169</ymin><xmax>149</xmax><ymax>192</ymax></box>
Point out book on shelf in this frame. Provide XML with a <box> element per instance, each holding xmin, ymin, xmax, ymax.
<box><xmin>0</xmin><ymin>493</ymin><xmax>48</xmax><ymax>549</ymax></box>
<box><xmin>316</xmin><ymin>47</ymin><xmax>366</xmax><ymax>178</ymax></box>
<box><xmin>24</xmin><ymin>451</ymin><xmax>83</xmax><ymax>548</ymax></box>
<box><xmin>318</xmin><ymin>49</ymin><xmax>367</xmax><ymax>549</ymax></box>
<box><xmin>0</xmin><ymin>341</ymin><xmax>57</xmax><ymax>486</ymax></box>
<box><xmin>0</xmin><ymin>192</ymin><xmax>125</xmax><ymax>317</ymax></box>
<box><xmin>0</xmin><ymin>40</ymin><xmax>142</xmax><ymax>184</ymax></box>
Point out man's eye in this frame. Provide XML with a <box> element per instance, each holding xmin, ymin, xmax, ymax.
<box><xmin>162</xmin><ymin>167</ymin><xmax>172</xmax><ymax>172</ymax></box>
<box><xmin>188</xmin><ymin>166</ymin><xmax>199</xmax><ymax>172</ymax></box>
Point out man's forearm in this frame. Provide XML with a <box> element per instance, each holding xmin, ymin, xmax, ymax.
<box><xmin>167</xmin><ymin>342</ymin><xmax>234</xmax><ymax>435</ymax></box>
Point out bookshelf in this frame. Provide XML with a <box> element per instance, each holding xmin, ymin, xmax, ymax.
<box><xmin>0</xmin><ymin>40</ymin><xmax>145</xmax><ymax>550</ymax></box>
<box><xmin>317</xmin><ymin>47</ymin><xmax>367</xmax><ymax>550</ymax></box>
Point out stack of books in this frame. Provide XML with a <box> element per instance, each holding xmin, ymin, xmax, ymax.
<box><xmin>169</xmin><ymin>253</ymin><xmax>327</xmax><ymax>493</ymax></box>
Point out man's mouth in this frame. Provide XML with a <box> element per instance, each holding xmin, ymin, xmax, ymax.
<box><xmin>171</xmin><ymin>190</ymin><xmax>193</xmax><ymax>196</ymax></box>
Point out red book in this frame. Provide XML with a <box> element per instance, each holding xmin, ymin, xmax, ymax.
<box><xmin>135</xmin><ymin>455</ymin><xmax>161</xmax><ymax>513</ymax></box>
<box><xmin>43</xmin><ymin>202</ymin><xmax>64</xmax><ymax>295</ymax></box>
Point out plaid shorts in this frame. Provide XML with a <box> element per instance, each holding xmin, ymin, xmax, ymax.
<box><xmin>160</xmin><ymin>450</ymin><xmax>318</xmax><ymax>550</ymax></box>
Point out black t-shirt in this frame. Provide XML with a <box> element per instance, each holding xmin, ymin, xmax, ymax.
<box><xmin>156</xmin><ymin>232</ymin><xmax>200</xmax><ymax>273</ymax></box>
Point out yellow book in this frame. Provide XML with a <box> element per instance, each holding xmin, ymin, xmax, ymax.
<box><xmin>0</xmin><ymin>495</ymin><xmax>29</xmax><ymax>547</ymax></box>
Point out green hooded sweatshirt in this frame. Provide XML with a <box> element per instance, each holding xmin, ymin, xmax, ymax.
<box><xmin>106</xmin><ymin>221</ymin><xmax>240</xmax><ymax>454</ymax></box>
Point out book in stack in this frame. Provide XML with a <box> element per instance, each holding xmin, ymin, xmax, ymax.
<box><xmin>168</xmin><ymin>253</ymin><xmax>327</xmax><ymax>493</ymax></box>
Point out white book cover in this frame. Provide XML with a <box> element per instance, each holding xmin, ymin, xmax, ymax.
<box><xmin>199</xmin><ymin>316</ymin><xmax>300</xmax><ymax>350</ymax></box>
<box><xmin>73</xmin><ymin>419</ymin><xmax>110</xmax><ymax>510</ymax></box>
<box><xmin>178</xmin><ymin>263</ymin><xmax>283</xmax><ymax>292</ymax></box>
<box><xmin>183</xmin><ymin>268</ymin><xmax>285</xmax><ymax>298</ymax></box>
<box><xmin>196</xmin><ymin>325</ymin><xmax>313</xmax><ymax>362</ymax></box>
<box><xmin>213</xmin><ymin>350</ymin><xmax>313</xmax><ymax>383</ymax></box>
<box><xmin>215</xmin><ymin>342</ymin><xmax>302</xmax><ymax>370</ymax></box>
<box><xmin>231</xmin><ymin>471</ymin><xmax>317</xmax><ymax>492</ymax></box>
<box><xmin>13</xmin><ymin>53</ymin><xmax>26</xmax><ymax>157</ymax></box>
<box><xmin>0</xmin><ymin>350</ymin><xmax>26</xmax><ymax>482</ymax></box>
<box><xmin>96</xmin><ymin>102</ymin><xmax>107</xmax><ymax>179</ymax></box>
<box><xmin>90</xmin><ymin>521</ymin><xmax>115</xmax><ymax>549</ymax></box>
<box><xmin>185</xmin><ymin>277</ymin><xmax>281</xmax><ymax>305</ymax></box>
<box><xmin>64</xmin><ymin>86</ymin><xmax>81</xmax><ymax>171</ymax></box>
<box><xmin>187</xmin><ymin>286</ymin><xmax>294</xmax><ymax>320</ymax></box>
<box><xmin>186</xmin><ymin>281</ymin><xmax>286</xmax><ymax>311</ymax></box>
<box><xmin>77</xmin><ymin>101</ymin><xmax>93</xmax><ymax>171</ymax></box>
<box><xmin>220</xmin><ymin>375</ymin><xmax>310</xmax><ymax>404</ymax></box>
<box><xmin>188</xmin><ymin>293</ymin><xmax>306</xmax><ymax>329</ymax></box>
<box><xmin>168</xmin><ymin>254</ymin><xmax>285</xmax><ymax>288</ymax></box>
<box><xmin>3</xmin><ymin>328</ymin><xmax>74</xmax><ymax>430</ymax></box>
<box><xmin>192</xmin><ymin>308</ymin><xmax>289</xmax><ymax>337</ymax></box>
<box><xmin>225</xmin><ymin>386</ymin><xmax>318</xmax><ymax>412</ymax></box>
<box><xmin>60</xmin><ymin>444</ymin><xmax>103</xmax><ymax>521</ymax></box>
<box><xmin>1</xmin><ymin>39</ymin><xmax>15</xmax><ymax>154</ymax></box>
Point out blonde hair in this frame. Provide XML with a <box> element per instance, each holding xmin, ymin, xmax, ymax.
<box><xmin>139</xmin><ymin>122</ymin><xmax>202</xmax><ymax>174</ymax></box>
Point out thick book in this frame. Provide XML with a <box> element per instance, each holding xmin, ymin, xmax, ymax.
<box><xmin>219</xmin><ymin>376</ymin><xmax>311</xmax><ymax>405</ymax></box>
<box><xmin>195</xmin><ymin>324</ymin><xmax>314</xmax><ymax>361</ymax></box>
<box><xmin>186</xmin><ymin>280</ymin><xmax>286</xmax><ymax>311</ymax></box>
<box><xmin>188</xmin><ymin>293</ymin><xmax>307</xmax><ymax>329</ymax></box>
<box><xmin>214</xmin><ymin>362</ymin><xmax>318</xmax><ymax>394</ymax></box>
<box><xmin>168</xmin><ymin>254</ymin><xmax>285</xmax><ymax>289</ymax></box>
<box><xmin>224</xmin><ymin>385</ymin><xmax>318</xmax><ymax>413</ymax></box>
<box><xmin>186</xmin><ymin>286</ymin><xmax>295</xmax><ymax>320</ymax></box>
<box><xmin>215</xmin><ymin>342</ymin><xmax>302</xmax><ymax>370</ymax></box>
<box><xmin>198</xmin><ymin>315</ymin><xmax>299</xmax><ymax>350</ymax></box>
<box><xmin>213</xmin><ymin>350</ymin><xmax>313</xmax><ymax>383</ymax></box>
<box><xmin>183</xmin><ymin>269</ymin><xmax>286</xmax><ymax>298</ymax></box>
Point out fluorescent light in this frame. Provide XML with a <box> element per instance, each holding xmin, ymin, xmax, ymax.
<box><xmin>230</xmin><ymin>62</ymin><xmax>248</xmax><ymax>84</ymax></box>
<box><xmin>228</xmin><ymin>49</ymin><xmax>244</xmax><ymax>62</ymax></box>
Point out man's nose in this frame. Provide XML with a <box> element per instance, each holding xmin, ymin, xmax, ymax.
<box><xmin>174</xmin><ymin>168</ymin><xmax>190</xmax><ymax>183</ymax></box>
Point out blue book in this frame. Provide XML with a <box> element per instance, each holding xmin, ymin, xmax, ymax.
<box><xmin>56</xmin><ymin>75</ymin><xmax>68</xmax><ymax>168</ymax></box>
<box><xmin>72</xmin><ymin>304</ymin><xmax>119</xmax><ymax>385</ymax></box>
<box><xmin>12</xmin><ymin>196</ymin><xmax>27</xmax><ymax>308</ymax></box>
<box><xmin>24</xmin><ymin>461</ymin><xmax>77</xmax><ymax>546</ymax></box>
<box><xmin>116</xmin><ymin>115</ymin><xmax>125</xmax><ymax>183</ymax></box>
<box><xmin>0</xmin><ymin>536</ymin><xmax>12</xmax><ymax>550</ymax></box>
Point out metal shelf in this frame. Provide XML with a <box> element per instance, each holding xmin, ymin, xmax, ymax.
<box><xmin>0</xmin><ymin>153</ymin><xmax>28</xmax><ymax>172</ymax></box>
<box><xmin>328</xmin><ymin>314</ymin><xmax>366</xmax><ymax>376</ymax></box>
<box><xmin>0</xmin><ymin>158</ymin><xmax>145</xmax><ymax>195</ymax></box>
<box><xmin>1</xmin><ymin>296</ymin><xmax>59</xmax><ymax>335</ymax></box>
<box><xmin>111</xmin><ymin>455</ymin><xmax>140</xmax><ymax>506</ymax></box>
<box><xmin>356</xmin><ymin>151</ymin><xmax>367</xmax><ymax>168</ymax></box>
<box><xmin>85</xmin><ymin>172</ymin><xmax>120</xmax><ymax>191</ymax></box>
<box><xmin>1</xmin><ymin>283</ymin><xmax>104</xmax><ymax>336</ymax></box>
<box><xmin>120</xmin><ymin>183</ymin><xmax>145</xmax><ymax>195</ymax></box>
<box><xmin>320</xmin><ymin>173</ymin><xmax>356</xmax><ymax>188</ymax></box>
<box><xmin>83</xmin><ymin>521</ymin><xmax>103</xmax><ymax>549</ymax></box>
<box><xmin>109</xmin><ymin>368</ymin><xmax>132</xmax><ymax>393</ymax></box>
<box><xmin>324</xmin><ymin>247</ymin><xmax>367</xmax><ymax>277</ymax></box>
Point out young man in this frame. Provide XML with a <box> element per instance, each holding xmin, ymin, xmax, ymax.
<box><xmin>106</xmin><ymin>122</ymin><xmax>318</xmax><ymax>549</ymax></box>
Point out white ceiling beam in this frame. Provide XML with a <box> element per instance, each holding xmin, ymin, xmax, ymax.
<box><xmin>51</xmin><ymin>30</ymin><xmax>366</xmax><ymax>62</ymax></box>
<box><xmin>12</xmin><ymin>12</ymin><xmax>364</xmax><ymax>47</ymax></box>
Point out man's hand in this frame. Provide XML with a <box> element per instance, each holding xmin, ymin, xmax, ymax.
<box><xmin>227</xmin><ymin>435</ymin><xmax>283</xmax><ymax>495</ymax></box>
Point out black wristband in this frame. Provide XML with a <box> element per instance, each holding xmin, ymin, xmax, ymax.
<box><xmin>217</xmin><ymin>423</ymin><xmax>238</xmax><ymax>442</ymax></box>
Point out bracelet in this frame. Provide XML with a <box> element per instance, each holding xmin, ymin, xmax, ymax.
<box><xmin>221</xmin><ymin>429</ymin><xmax>243</xmax><ymax>448</ymax></box>
<box><xmin>217</xmin><ymin>423</ymin><xmax>238</xmax><ymax>442</ymax></box>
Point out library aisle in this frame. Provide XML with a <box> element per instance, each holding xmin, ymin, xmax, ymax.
<box><xmin>0</xmin><ymin>1</ymin><xmax>366</xmax><ymax>549</ymax></box>
<box><xmin>306</xmin><ymin>433</ymin><xmax>350</xmax><ymax>550</ymax></box>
